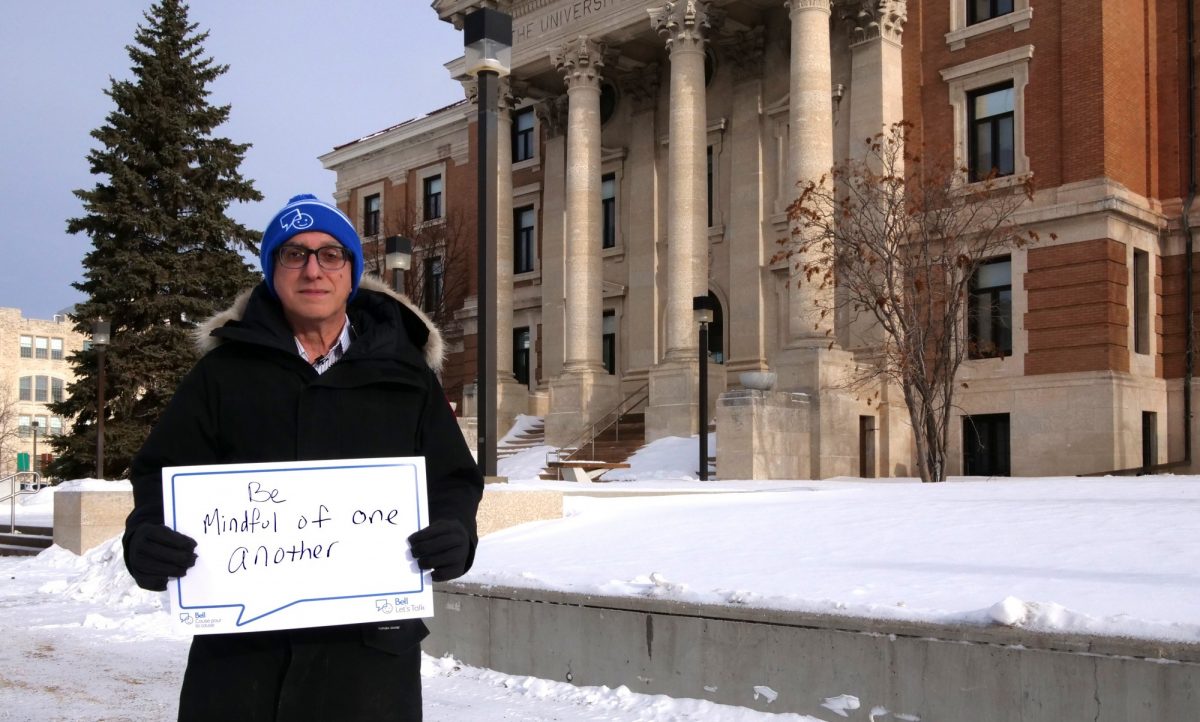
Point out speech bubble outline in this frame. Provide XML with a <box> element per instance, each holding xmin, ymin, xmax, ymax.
<box><xmin>164</xmin><ymin>459</ymin><xmax>428</xmax><ymax>630</ymax></box>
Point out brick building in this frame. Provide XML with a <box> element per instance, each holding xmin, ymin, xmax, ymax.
<box><xmin>0</xmin><ymin>308</ymin><xmax>87</xmax><ymax>478</ymax></box>
<box><xmin>320</xmin><ymin>0</ymin><xmax>1199</xmax><ymax>478</ymax></box>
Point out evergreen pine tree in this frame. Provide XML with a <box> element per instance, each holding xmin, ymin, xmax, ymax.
<box><xmin>48</xmin><ymin>0</ymin><xmax>260</xmax><ymax>480</ymax></box>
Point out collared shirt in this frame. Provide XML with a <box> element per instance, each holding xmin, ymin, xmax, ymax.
<box><xmin>295</xmin><ymin>316</ymin><xmax>352</xmax><ymax>375</ymax></box>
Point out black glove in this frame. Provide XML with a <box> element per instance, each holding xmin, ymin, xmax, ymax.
<box><xmin>408</xmin><ymin>519</ymin><xmax>471</xmax><ymax>582</ymax></box>
<box><xmin>126</xmin><ymin>523</ymin><xmax>198</xmax><ymax>592</ymax></box>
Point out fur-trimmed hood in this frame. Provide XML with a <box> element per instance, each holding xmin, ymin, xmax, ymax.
<box><xmin>192</xmin><ymin>276</ymin><xmax>445</xmax><ymax>372</ymax></box>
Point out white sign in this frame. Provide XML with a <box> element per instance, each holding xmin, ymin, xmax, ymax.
<box><xmin>161</xmin><ymin>457</ymin><xmax>432</xmax><ymax>635</ymax></box>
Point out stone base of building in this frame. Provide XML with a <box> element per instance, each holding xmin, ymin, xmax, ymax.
<box><xmin>545</xmin><ymin>367</ymin><xmax>620</xmax><ymax>447</ymax></box>
<box><xmin>495</xmin><ymin>377</ymin><xmax>530</xmax><ymax>440</ymax></box>
<box><xmin>716</xmin><ymin>389</ymin><xmax>811</xmax><ymax>479</ymax></box>
<box><xmin>646</xmin><ymin>359</ymin><xmax>696</xmax><ymax>443</ymax></box>
<box><xmin>772</xmin><ymin>344</ymin><xmax>862</xmax><ymax>478</ymax></box>
<box><xmin>645</xmin><ymin>358</ymin><xmax>728</xmax><ymax>444</ymax></box>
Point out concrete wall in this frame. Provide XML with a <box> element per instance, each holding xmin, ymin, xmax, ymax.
<box><xmin>426</xmin><ymin>583</ymin><xmax>1200</xmax><ymax>721</ymax></box>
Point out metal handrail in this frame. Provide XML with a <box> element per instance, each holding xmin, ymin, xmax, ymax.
<box><xmin>3</xmin><ymin>472</ymin><xmax>45</xmax><ymax>533</ymax></box>
<box><xmin>547</xmin><ymin>383</ymin><xmax>650</xmax><ymax>466</ymax></box>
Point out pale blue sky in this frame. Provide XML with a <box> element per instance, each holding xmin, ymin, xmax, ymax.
<box><xmin>1</xmin><ymin>1</ymin><xmax>465</xmax><ymax>318</ymax></box>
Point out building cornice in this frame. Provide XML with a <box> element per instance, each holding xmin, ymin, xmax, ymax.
<box><xmin>319</xmin><ymin>103</ymin><xmax>468</xmax><ymax>170</ymax></box>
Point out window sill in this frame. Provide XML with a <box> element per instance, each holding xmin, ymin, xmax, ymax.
<box><xmin>946</xmin><ymin>8</ymin><xmax>1033</xmax><ymax>51</ymax></box>
<box><xmin>956</xmin><ymin>171</ymin><xmax>1032</xmax><ymax>197</ymax></box>
<box><xmin>708</xmin><ymin>224</ymin><xmax>726</xmax><ymax>243</ymax></box>
<box><xmin>513</xmin><ymin>157</ymin><xmax>539</xmax><ymax>172</ymax></box>
<box><xmin>601</xmin><ymin>246</ymin><xmax>624</xmax><ymax>261</ymax></box>
<box><xmin>418</xmin><ymin>217</ymin><xmax>446</xmax><ymax>231</ymax></box>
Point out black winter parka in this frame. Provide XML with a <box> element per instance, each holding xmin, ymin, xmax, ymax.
<box><xmin>123</xmin><ymin>278</ymin><xmax>483</xmax><ymax>657</ymax></box>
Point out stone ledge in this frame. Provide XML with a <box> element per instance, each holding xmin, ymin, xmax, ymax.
<box><xmin>476</xmin><ymin>488</ymin><xmax>563</xmax><ymax>537</ymax></box>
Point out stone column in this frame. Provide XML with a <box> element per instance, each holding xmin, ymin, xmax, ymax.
<box><xmin>844</xmin><ymin>0</ymin><xmax>906</xmax><ymax>163</ymax></box>
<box><xmin>651</xmin><ymin>1</ymin><xmax>716</xmax><ymax>362</ymax></box>
<box><xmin>645</xmin><ymin>1</ymin><xmax>720</xmax><ymax>443</ymax></box>
<box><xmin>535</xmin><ymin>96</ymin><xmax>569</xmax><ymax>384</ymax></box>
<box><xmin>618</xmin><ymin>65</ymin><xmax>662</xmax><ymax>386</ymax></box>
<box><xmin>771</xmin><ymin>0</ymin><xmax>859</xmax><ymax>478</ymax></box>
<box><xmin>545</xmin><ymin>37</ymin><xmax>618</xmax><ymax>447</ymax></box>
<box><xmin>494</xmin><ymin>79</ymin><xmax>529</xmax><ymax>436</ymax></box>
<box><xmin>555</xmin><ymin>36</ymin><xmax>605</xmax><ymax>374</ymax></box>
<box><xmin>842</xmin><ymin>1</ymin><xmax>910</xmax><ymax>477</ymax></box>
<box><xmin>721</xmin><ymin>28</ymin><xmax>770</xmax><ymax>377</ymax></box>
<box><xmin>785</xmin><ymin>0</ymin><xmax>836</xmax><ymax>343</ymax></box>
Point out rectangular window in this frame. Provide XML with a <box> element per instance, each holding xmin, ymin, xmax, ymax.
<box><xmin>512</xmin><ymin>108</ymin><xmax>535</xmax><ymax>162</ymax></box>
<box><xmin>968</xmin><ymin>83</ymin><xmax>1015</xmax><ymax>181</ymax></box>
<box><xmin>19</xmin><ymin>335</ymin><xmax>32</xmax><ymax>358</ymax></box>
<box><xmin>424</xmin><ymin>256</ymin><xmax>444</xmax><ymax>313</ymax></box>
<box><xmin>1134</xmin><ymin>249</ymin><xmax>1150</xmax><ymax>355</ymax></box>
<box><xmin>34</xmin><ymin>337</ymin><xmax>48</xmax><ymax>359</ymax></box>
<box><xmin>859</xmin><ymin>416</ymin><xmax>877</xmax><ymax>478</ymax></box>
<box><xmin>51</xmin><ymin>377</ymin><xmax>64</xmax><ymax>403</ymax></box>
<box><xmin>18</xmin><ymin>416</ymin><xmax>30</xmax><ymax>438</ymax></box>
<box><xmin>50</xmin><ymin>337</ymin><xmax>63</xmax><ymax>360</ymax></box>
<box><xmin>968</xmin><ymin>257</ymin><xmax>1012</xmax><ymax>358</ymax></box>
<box><xmin>19</xmin><ymin>376</ymin><xmax>31</xmax><ymax>401</ymax></box>
<box><xmin>513</xmin><ymin>327</ymin><xmax>531</xmax><ymax>387</ymax></box>
<box><xmin>963</xmin><ymin>413</ymin><xmax>1011</xmax><ymax>476</ymax></box>
<box><xmin>514</xmin><ymin>206</ymin><xmax>535</xmax><ymax>274</ymax></box>
<box><xmin>602</xmin><ymin>311</ymin><xmax>617</xmax><ymax>375</ymax></box>
<box><xmin>601</xmin><ymin>173</ymin><xmax>616</xmax><ymax>249</ymax></box>
<box><xmin>363</xmin><ymin>193</ymin><xmax>381</xmax><ymax>236</ymax></box>
<box><xmin>423</xmin><ymin>175</ymin><xmax>443</xmax><ymax>220</ymax></box>
<box><xmin>34</xmin><ymin>376</ymin><xmax>48</xmax><ymax>402</ymax></box>
<box><xmin>34</xmin><ymin>415</ymin><xmax>48</xmax><ymax>434</ymax></box>
<box><xmin>968</xmin><ymin>0</ymin><xmax>1015</xmax><ymax>25</ymax></box>
<box><xmin>1142</xmin><ymin>411</ymin><xmax>1158</xmax><ymax>470</ymax></box>
<box><xmin>49</xmin><ymin>416</ymin><xmax>63</xmax><ymax>436</ymax></box>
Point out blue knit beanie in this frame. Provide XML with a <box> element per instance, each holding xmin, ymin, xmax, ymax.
<box><xmin>260</xmin><ymin>194</ymin><xmax>364</xmax><ymax>299</ymax></box>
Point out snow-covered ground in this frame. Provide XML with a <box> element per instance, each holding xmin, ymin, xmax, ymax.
<box><xmin>2</xmin><ymin>426</ymin><xmax>1197</xmax><ymax>720</ymax></box>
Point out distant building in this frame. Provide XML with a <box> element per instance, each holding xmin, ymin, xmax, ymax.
<box><xmin>0</xmin><ymin>308</ymin><xmax>87</xmax><ymax>478</ymax></box>
<box><xmin>321</xmin><ymin>0</ymin><xmax>1199</xmax><ymax>478</ymax></box>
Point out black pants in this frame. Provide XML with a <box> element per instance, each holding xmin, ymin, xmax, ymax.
<box><xmin>178</xmin><ymin>624</ymin><xmax>423</xmax><ymax>721</ymax></box>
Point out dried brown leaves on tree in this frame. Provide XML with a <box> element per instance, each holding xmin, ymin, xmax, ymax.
<box><xmin>776</xmin><ymin>122</ymin><xmax>1053</xmax><ymax>482</ymax></box>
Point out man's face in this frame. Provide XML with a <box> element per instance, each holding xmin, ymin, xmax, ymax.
<box><xmin>273</xmin><ymin>231</ymin><xmax>353</xmax><ymax>330</ymax></box>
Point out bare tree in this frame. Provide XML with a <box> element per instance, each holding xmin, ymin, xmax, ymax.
<box><xmin>363</xmin><ymin>205</ymin><xmax>475</xmax><ymax>398</ymax></box>
<box><xmin>0</xmin><ymin>382</ymin><xmax>19</xmax><ymax>477</ymax></box>
<box><xmin>779</xmin><ymin>122</ymin><xmax>1052</xmax><ymax>482</ymax></box>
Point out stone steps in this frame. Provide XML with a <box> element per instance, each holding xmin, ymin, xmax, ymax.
<box><xmin>0</xmin><ymin>526</ymin><xmax>53</xmax><ymax>557</ymax></box>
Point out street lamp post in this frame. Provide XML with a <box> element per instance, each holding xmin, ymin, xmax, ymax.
<box><xmin>92</xmin><ymin>319</ymin><xmax>110</xmax><ymax>480</ymax></box>
<box><xmin>693</xmin><ymin>296</ymin><xmax>714</xmax><ymax>481</ymax></box>
<box><xmin>463</xmin><ymin>7</ymin><xmax>512</xmax><ymax>479</ymax></box>
<box><xmin>385</xmin><ymin>235</ymin><xmax>413</xmax><ymax>294</ymax></box>
<box><xmin>31</xmin><ymin>420</ymin><xmax>39</xmax><ymax>479</ymax></box>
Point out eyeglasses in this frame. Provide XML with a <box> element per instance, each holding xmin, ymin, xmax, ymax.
<box><xmin>276</xmin><ymin>245</ymin><xmax>350</xmax><ymax>271</ymax></box>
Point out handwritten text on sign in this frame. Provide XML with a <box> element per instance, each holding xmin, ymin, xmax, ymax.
<box><xmin>162</xmin><ymin>458</ymin><xmax>432</xmax><ymax>635</ymax></box>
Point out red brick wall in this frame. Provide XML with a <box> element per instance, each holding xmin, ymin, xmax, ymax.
<box><xmin>1159</xmin><ymin>252</ymin><xmax>1200</xmax><ymax>378</ymax></box>
<box><xmin>1025</xmin><ymin>239</ymin><xmax>1130</xmax><ymax>374</ymax></box>
<box><xmin>913</xmin><ymin>0</ymin><xmax>1191</xmax><ymax>200</ymax></box>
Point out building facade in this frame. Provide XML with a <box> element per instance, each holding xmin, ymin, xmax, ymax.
<box><xmin>320</xmin><ymin>0</ymin><xmax>1198</xmax><ymax>478</ymax></box>
<box><xmin>0</xmin><ymin>308</ymin><xmax>87</xmax><ymax>478</ymax></box>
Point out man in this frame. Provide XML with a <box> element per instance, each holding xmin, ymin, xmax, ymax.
<box><xmin>122</xmin><ymin>194</ymin><xmax>483</xmax><ymax>721</ymax></box>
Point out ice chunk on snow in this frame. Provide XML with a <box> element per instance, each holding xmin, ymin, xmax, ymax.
<box><xmin>752</xmin><ymin>685</ymin><xmax>778</xmax><ymax>703</ymax></box>
<box><xmin>821</xmin><ymin>694</ymin><xmax>861</xmax><ymax>717</ymax></box>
